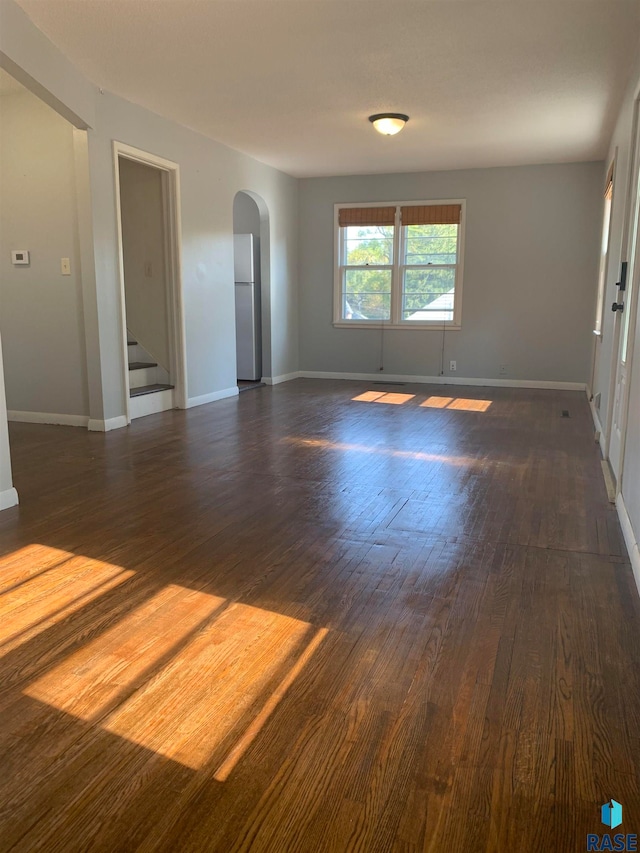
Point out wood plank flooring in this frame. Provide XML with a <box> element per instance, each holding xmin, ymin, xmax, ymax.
<box><xmin>0</xmin><ymin>379</ymin><xmax>638</xmax><ymax>852</ymax></box>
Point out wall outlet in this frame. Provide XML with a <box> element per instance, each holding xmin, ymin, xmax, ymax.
<box><xmin>449</xmin><ymin>360</ymin><xmax>457</xmax><ymax>372</ymax></box>
<box><xmin>499</xmin><ymin>364</ymin><xmax>508</xmax><ymax>375</ymax></box>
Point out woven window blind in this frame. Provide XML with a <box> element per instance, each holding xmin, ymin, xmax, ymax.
<box><xmin>338</xmin><ymin>207</ymin><xmax>396</xmax><ymax>227</ymax></box>
<box><xmin>401</xmin><ymin>204</ymin><xmax>462</xmax><ymax>226</ymax></box>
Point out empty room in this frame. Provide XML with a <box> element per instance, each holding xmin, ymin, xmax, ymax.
<box><xmin>1</xmin><ymin>1</ymin><xmax>640</xmax><ymax>851</ymax></box>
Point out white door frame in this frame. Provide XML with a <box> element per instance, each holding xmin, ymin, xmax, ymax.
<box><xmin>604</xmin><ymin>94</ymin><xmax>640</xmax><ymax>489</ymax></box>
<box><xmin>113</xmin><ymin>141</ymin><xmax>188</xmax><ymax>423</ymax></box>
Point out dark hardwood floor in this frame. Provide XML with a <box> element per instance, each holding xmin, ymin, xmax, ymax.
<box><xmin>0</xmin><ymin>379</ymin><xmax>638</xmax><ymax>851</ymax></box>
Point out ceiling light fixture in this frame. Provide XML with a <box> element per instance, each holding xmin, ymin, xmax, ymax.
<box><xmin>368</xmin><ymin>113</ymin><xmax>409</xmax><ymax>136</ymax></box>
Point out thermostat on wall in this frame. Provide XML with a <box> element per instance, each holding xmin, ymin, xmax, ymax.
<box><xmin>11</xmin><ymin>250</ymin><xmax>30</xmax><ymax>265</ymax></box>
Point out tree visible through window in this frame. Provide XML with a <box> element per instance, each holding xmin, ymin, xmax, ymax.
<box><xmin>335</xmin><ymin>201</ymin><xmax>465</xmax><ymax>328</ymax></box>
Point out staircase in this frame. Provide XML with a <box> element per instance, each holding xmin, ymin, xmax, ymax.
<box><xmin>127</xmin><ymin>336</ymin><xmax>175</xmax><ymax>419</ymax></box>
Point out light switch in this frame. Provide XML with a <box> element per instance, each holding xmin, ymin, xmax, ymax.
<box><xmin>61</xmin><ymin>258</ymin><xmax>71</xmax><ymax>275</ymax></box>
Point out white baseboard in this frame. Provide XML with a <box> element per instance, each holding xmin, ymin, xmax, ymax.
<box><xmin>88</xmin><ymin>415</ymin><xmax>129</xmax><ymax>432</ymax></box>
<box><xmin>186</xmin><ymin>386</ymin><xmax>239</xmax><ymax>408</ymax></box>
<box><xmin>298</xmin><ymin>371</ymin><xmax>586</xmax><ymax>391</ymax></box>
<box><xmin>0</xmin><ymin>487</ymin><xmax>19</xmax><ymax>511</ymax></box>
<box><xmin>8</xmin><ymin>410</ymin><xmax>89</xmax><ymax>428</ymax></box>
<box><xmin>616</xmin><ymin>492</ymin><xmax>640</xmax><ymax>598</ymax></box>
<box><xmin>588</xmin><ymin>399</ymin><xmax>607</xmax><ymax>455</ymax></box>
<box><xmin>263</xmin><ymin>372</ymin><xmax>302</xmax><ymax>386</ymax></box>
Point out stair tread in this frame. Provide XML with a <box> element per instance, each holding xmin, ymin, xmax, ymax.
<box><xmin>129</xmin><ymin>361</ymin><xmax>158</xmax><ymax>370</ymax></box>
<box><xmin>130</xmin><ymin>383</ymin><xmax>174</xmax><ymax>398</ymax></box>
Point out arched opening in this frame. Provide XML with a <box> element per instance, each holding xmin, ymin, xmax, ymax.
<box><xmin>232</xmin><ymin>191</ymin><xmax>271</xmax><ymax>387</ymax></box>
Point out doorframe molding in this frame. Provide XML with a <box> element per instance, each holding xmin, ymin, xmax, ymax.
<box><xmin>112</xmin><ymin>141</ymin><xmax>188</xmax><ymax>423</ymax></box>
<box><xmin>603</xmin><ymin>92</ymin><xmax>640</xmax><ymax>491</ymax></box>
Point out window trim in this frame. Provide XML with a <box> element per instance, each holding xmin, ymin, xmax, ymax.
<box><xmin>333</xmin><ymin>199</ymin><xmax>466</xmax><ymax>330</ymax></box>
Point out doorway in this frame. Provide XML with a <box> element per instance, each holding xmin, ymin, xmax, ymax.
<box><xmin>233</xmin><ymin>192</ymin><xmax>266</xmax><ymax>389</ymax></box>
<box><xmin>605</xmin><ymin>99</ymin><xmax>640</xmax><ymax>486</ymax></box>
<box><xmin>114</xmin><ymin>144</ymin><xmax>186</xmax><ymax>421</ymax></box>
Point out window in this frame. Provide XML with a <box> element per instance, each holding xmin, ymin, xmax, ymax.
<box><xmin>335</xmin><ymin>200</ymin><xmax>465</xmax><ymax>328</ymax></box>
<box><xmin>593</xmin><ymin>162</ymin><xmax>614</xmax><ymax>336</ymax></box>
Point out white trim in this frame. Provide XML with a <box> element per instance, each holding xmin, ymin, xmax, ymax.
<box><xmin>186</xmin><ymin>387</ymin><xmax>239</xmax><ymax>408</ymax></box>
<box><xmin>0</xmin><ymin>487</ymin><xmax>19</xmax><ymax>511</ymax></box>
<box><xmin>8</xmin><ymin>411</ymin><xmax>89</xmax><ymax>427</ymax></box>
<box><xmin>298</xmin><ymin>371</ymin><xmax>585</xmax><ymax>391</ymax></box>
<box><xmin>616</xmin><ymin>492</ymin><xmax>640</xmax><ymax>598</ymax></box>
<box><xmin>263</xmin><ymin>372</ymin><xmax>302</xmax><ymax>386</ymax></box>
<box><xmin>588</xmin><ymin>399</ymin><xmax>607</xmax><ymax>456</ymax></box>
<box><xmin>88</xmin><ymin>416</ymin><xmax>128</xmax><ymax>432</ymax></box>
<box><xmin>332</xmin><ymin>322</ymin><xmax>462</xmax><ymax>331</ymax></box>
<box><xmin>113</xmin><ymin>141</ymin><xmax>189</xmax><ymax>424</ymax></box>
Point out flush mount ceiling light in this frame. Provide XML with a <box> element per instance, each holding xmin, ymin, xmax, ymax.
<box><xmin>368</xmin><ymin>113</ymin><xmax>409</xmax><ymax>136</ymax></box>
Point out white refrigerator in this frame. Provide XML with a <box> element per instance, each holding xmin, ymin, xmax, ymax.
<box><xmin>234</xmin><ymin>233</ymin><xmax>262</xmax><ymax>381</ymax></box>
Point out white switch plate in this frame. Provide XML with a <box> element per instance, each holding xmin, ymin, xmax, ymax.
<box><xmin>61</xmin><ymin>258</ymin><xmax>71</xmax><ymax>275</ymax></box>
<box><xmin>11</xmin><ymin>250</ymin><xmax>29</xmax><ymax>265</ymax></box>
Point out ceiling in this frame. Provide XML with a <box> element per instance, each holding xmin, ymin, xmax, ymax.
<box><xmin>13</xmin><ymin>0</ymin><xmax>640</xmax><ymax>178</ymax></box>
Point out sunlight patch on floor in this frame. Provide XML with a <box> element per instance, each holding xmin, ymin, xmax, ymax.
<box><xmin>421</xmin><ymin>396</ymin><xmax>492</xmax><ymax>412</ymax></box>
<box><xmin>21</xmin><ymin>568</ymin><xmax>325</xmax><ymax>773</ymax></box>
<box><xmin>102</xmin><ymin>602</ymin><xmax>316</xmax><ymax>770</ymax></box>
<box><xmin>352</xmin><ymin>391</ymin><xmax>415</xmax><ymax>405</ymax></box>
<box><xmin>24</xmin><ymin>584</ymin><xmax>226</xmax><ymax>720</ymax></box>
<box><xmin>0</xmin><ymin>549</ymin><xmax>134</xmax><ymax>654</ymax></box>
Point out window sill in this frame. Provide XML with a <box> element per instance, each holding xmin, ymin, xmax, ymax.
<box><xmin>333</xmin><ymin>321</ymin><xmax>462</xmax><ymax>331</ymax></box>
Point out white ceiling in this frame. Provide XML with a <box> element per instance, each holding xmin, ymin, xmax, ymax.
<box><xmin>13</xmin><ymin>0</ymin><xmax>640</xmax><ymax>178</ymax></box>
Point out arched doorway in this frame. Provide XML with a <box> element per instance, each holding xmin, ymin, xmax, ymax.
<box><xmin>232</xmin><ymin>191</ymin><xmax>271</xmax><ymax>386</ymax></box>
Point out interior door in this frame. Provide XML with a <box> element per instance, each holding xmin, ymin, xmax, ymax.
<box><xmin>609</xmin><ymin>101</ymin><xmax>640</xmax><ymax>481</ymax></box>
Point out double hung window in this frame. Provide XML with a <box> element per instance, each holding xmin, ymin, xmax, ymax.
<box><xmin>335</xmin><ymin>200</ymin><xmax>465</xmax><ymax>328</ymax></box>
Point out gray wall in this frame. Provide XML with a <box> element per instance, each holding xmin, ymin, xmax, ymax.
<box><xmin>0</xmin><ymin>86</ymin><xmax>89</xmax><ymax>416</ymax></box>
<box><xmin>119</xmin><ymin>157</ymin><xmax>170</xmax><ymax>370</ymax></box>
<box><xmin>87</xmin><ymin>92</ymin><xmax>299</xmax><ymax>415</ymax></box>
<box><xmin>299</xmin><ymin>163</ymin><xmax>602</xmax><ymax>383</ymax></box>
<box><xmin>1</xmin><ymin>0</ymin><xmax>300</xmax><ymax>430</ymax></box>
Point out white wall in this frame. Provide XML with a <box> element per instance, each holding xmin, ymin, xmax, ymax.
<box><xmin>298</xmin><ymin>163</ymin><xmax>602</xmax><ymax>384</ymax></box>
<box><xmin>0</xmin><ymin>86</ymin><xmax>89</xmax><ymax>418</ymax></box>
<box><xmin>119</xmin><ymin>157</ymin><xmax>170</xmax><ymax>369</ymax></box>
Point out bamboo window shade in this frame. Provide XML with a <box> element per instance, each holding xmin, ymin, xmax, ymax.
<box><xmin>605</xmin><ymin>163</ymin><xmax>614</xmax><ymax>200</ymax></box>
<box><xmin>338</xmin><ymin>207</ymin><xmax>396</xmax><ymax>227</ymax></box>
<box><xmin>401</xmin><ymin>204</ymin><xmax>462</xmax><ymax>226</ymax></box>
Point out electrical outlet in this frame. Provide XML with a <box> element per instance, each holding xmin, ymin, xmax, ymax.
<box><xmin>499</xmin><ymin>364</ymin><xmax>508</xmax><ymax>375</ymax></box>
<box><xmin>449</xmin><ymin>360</ymin><xmax>457</xmax><ymax>372</ymax></box>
